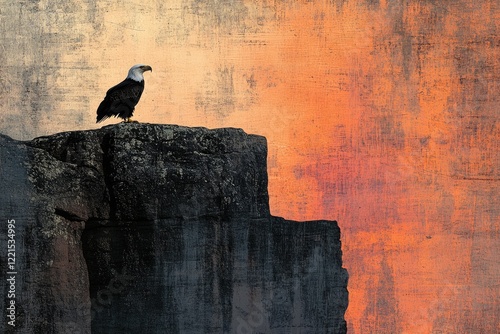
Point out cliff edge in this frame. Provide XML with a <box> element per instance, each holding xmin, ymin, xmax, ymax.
<box><xmin>0</xmin><ymin>123</ymin><xmax>348</xmax><ymax>333</ymax></box>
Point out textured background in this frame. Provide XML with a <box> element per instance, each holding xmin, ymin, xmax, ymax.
<box><xmin>0</xmin><ymin>0</ymin><xmax>498</xmax><ymax>332</ymax></box>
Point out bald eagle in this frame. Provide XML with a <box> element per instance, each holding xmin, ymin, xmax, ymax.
<box><xmin>96</xmin><ymin>64</ymin><xmax>152</xmax><ymax>123</ymax></box>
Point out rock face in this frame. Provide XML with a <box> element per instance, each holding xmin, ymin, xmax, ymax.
<box><xmin>0</xmin><ymin>124</ymin><xmax>348</xmax><ymax>333</ymax></box>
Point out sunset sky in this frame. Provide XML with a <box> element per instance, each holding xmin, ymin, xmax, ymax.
<box><xmin>1</xmin><ymin>0</ymin><xmax>498</xmax><ymax>332</ymax></box>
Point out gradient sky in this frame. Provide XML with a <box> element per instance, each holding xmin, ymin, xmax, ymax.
<box><xmin>1</xmin><ymin>0</ymin><xmax>498</xmax><ymax>332</ymax></box>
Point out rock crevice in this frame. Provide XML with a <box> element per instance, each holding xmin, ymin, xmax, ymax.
<box><xmin>1</xmin><ymin>124</ymin><xmax>348</xmax><ymax>333</ymax></box>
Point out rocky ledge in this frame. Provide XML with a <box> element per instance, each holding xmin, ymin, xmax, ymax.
<box><xmin>0</xmin><ymin>123</ymin><xmax>348</xmax><ymax>333</ymax></box>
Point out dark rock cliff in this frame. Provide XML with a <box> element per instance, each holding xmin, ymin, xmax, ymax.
<box><xmin>0</xmin><ymin>124</ymin><xmax>348</xmax><ymax>333</ymax></box>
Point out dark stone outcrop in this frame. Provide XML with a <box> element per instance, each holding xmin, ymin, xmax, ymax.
<box><xmin>0</xmin><ymin>123</ymin><xmax>348</xmax><ymax>333</ymax></box>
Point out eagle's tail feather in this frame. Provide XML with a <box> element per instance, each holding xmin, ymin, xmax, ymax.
<box><xmin>96</xmin><ymin>99</ymin><xmax>111</xmax><ymax>123</ymax></box>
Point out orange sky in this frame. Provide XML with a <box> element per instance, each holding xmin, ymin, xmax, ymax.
<box><xmin>1</xmin><ymin>0</ymin><xmax>498</xmax><ymax>332</ymax></box>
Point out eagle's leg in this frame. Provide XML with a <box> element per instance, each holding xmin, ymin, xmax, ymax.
<box><xmin>124</xmin><ymin>117</ymin><xmax>139</xmax><ymax>123</ymax></box>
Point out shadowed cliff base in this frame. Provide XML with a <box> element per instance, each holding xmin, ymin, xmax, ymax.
<box><xmin>0</xmin><ymin>123</ymin><xmax>348</xmax><ymax>333</ymax></box>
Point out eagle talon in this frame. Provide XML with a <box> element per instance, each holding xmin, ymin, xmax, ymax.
<box><xmin>124</xmin><ymin>118</ymin><xmax>139</xmax><ymax>123</ymax></box>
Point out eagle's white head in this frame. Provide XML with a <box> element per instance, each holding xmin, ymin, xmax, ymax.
<box><xmin>127</xmin><ymin>64</ymin><xmax>153</xmax><ymax>82</ymax></box>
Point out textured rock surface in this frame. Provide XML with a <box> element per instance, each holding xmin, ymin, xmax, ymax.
<box><xmin>1</xmin><ymin>124</ymin><xmax>348</xmax><ymax>333</ymax></box>
<box><xmin>0</xmin><ymin>133</ymin><xmax>91</xmax><ymax>334</ymax></box>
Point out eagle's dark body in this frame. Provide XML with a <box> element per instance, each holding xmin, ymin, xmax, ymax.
<box><xmin>96</xmin><ymin>78</ymin><xmax>144</xmax><ymax>123</ymax></box>
<box><xmin>96</xmin><ymin>64</ymin><xmax>152</xmax><ymax>123</ymax></box>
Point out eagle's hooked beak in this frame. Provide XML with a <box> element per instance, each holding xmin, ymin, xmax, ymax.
<box><xmin>141</xmin><ymin>65</ymin><xmax>152</xmax><ymax>72</ymax></box>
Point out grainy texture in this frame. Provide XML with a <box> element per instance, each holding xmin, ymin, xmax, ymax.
<box><xmin>0</xmin><ymin>124</ymin><xmax>348</xmax><ymax>333</ymax></box>
<box><xmin>0</xmin><ymin>1</ymin><xmax>498</xmax><ymax>332</ymax></box>
<box><xmin>0</xmin><ymin>134</ymin><xmax>91</xmax><ymax>334</ymax></box>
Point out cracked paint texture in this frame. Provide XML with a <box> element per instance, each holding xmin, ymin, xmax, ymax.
<box><xmin>0</xmin><ymin>0</ymin><xmax>498</xmax><ymax>333</ymax></box>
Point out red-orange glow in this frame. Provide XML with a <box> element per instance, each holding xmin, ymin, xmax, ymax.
<box><xmin>1</xmin><ymin>1</ymin><xmax>498</xmax><ymax>332</ymax></box>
